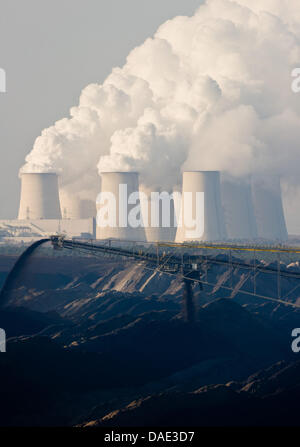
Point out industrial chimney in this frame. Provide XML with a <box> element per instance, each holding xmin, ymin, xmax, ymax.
<box><xmin>221</xmin><ymin>176</ymin><xmax>258</xmax><ymax>240</ymax></box>
<box><xmin>18</xmin><ymin>173</ymin><xmax>62</xmax><ymax>220</ymax></box>
<box><xmin>175</xmin><ymin>171</ymin><xmax>227</xmax><ymax>242</ymax></box>
<box><xmin>97</xmin><ymin>172</ymin><xmax>146</xmax><ymax>241</ymax></box>
<box><xmin>251</xmin><ymin>175</ymin><xmax>288</xmax><ymax>241</ymax></box>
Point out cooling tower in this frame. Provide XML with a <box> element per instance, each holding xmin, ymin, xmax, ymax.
<box><xmin>59</xmin><ymin>191</ymin><xmax>81</xmax><ymax>219</ymax></box>
<box><xmin>18</xmin><ymin>173</ymin><xmax>62</xmax><ymax>220</ymax></box>
<box><xmin>97</xmin><ymin>172</ymin><xmax>146</xmax><ymax>241</ymax></box>
<box><xmin>60</xmin><ymin>191</ymin><xmax>97</xmax><ymax>219</ymax></box>
<box><xmin>221</xmin><ymin>176</ymin><xmax>258</xmax><ymax>240</ymax></box>
<box><xmin>251</xmin><ymin>175</ymin><xmax>288</xmax><ymax>241</ymax></box>
<box><xmin>140</xmin><ymin>189</ymin><xmax>177</xmax><ymax>242</ymax></box>
<box><xmin>80</xmin><ymin>199</ymin><xmax>96</xmax><ymax>219</ymax></box>
<box><xmin>175</xmin><ymin>171</ymin><xmax>227</xmax><ymax>242</ymax></box>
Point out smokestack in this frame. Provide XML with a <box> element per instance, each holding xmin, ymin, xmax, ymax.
<box><xmin>18</xmin><ymin>173</ymin><xmax>61</xmax><ymax>220</ymax></box>
<box><xmin>251</xmin><ymin>175</ymin><xmax>288</xmax><ymax>241</ymax></box>
<box><xmin>176</xmin><ymin>171</ymin><xmax>227</xmax><ymax>242</ymax></box>
<box><xmin>221</xmin><ymin>176</ymin><xmax>258</xmax><ymax>240</ymax></box>
<box><xmin>97</xmin><ymin>172</ymin><xmax>146</xmax><ymax>241</ymax></box>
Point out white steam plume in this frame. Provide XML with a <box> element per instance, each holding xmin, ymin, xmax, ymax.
<box><xmin>21</xmin><ymin>0</ymin><xmax>300</xmax><ymax>230</ymax></box>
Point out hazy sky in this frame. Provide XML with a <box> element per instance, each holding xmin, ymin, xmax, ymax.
<box><xmin>0</xmin><ymin>0</ymin><xmax>201</xmax><ymax>218</ymax></box>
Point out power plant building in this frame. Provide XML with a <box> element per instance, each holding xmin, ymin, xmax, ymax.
<box><xmin>60</xmin><ymin>192</ymin><xmax>97</xmax><ymax>220</ymax></box>
<box><xmin>221</xmin><ymin>176</ymin><xmax>258</xmax><ymax>240</ymax></box>
<box><xmin>251</xmin><ymin>175</ymin><xmax>288</xmax><ymax>241</ymax></box>
<box><xmin>96</xmin><ymin>172</ymin><xmax>146</xmax><ymax>241</ymax></box>
<box><xmin>3</xmin><ymin>172</ymin><xmax>96</xmax><ymax>242</ymax></box>
<box><xmin>176</xmin><ymin>171</ymin><xmax>227</xmax><ymax>242</ymax></box>
<box><xmin>1</xmin><ymin>168</ymin><xmax>290</xmax><ymax>245</ymax></box>
<box><xmin>141</xmin><ymin>189</ymin><xmax>177</xmax><ymax>242</ymax></box>
<box><xmin>18</xmin><ymin>173</ymin><xmax>62</xmax><ymax>220</ymax></box>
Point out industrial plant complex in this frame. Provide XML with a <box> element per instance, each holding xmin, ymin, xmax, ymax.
<box><xmin>0</xmin><ymin>169</ymin><xmax>289</xmax><ymax>244</ymax></box>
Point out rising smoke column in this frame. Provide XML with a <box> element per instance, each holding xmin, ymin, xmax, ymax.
<box><xmin>21</xmin><ymin>0</ymin><xmax>300</xmax><ymax>229</ymax></box>
<box><xmin>21</xmin><ymin>73</ymin><xmax>154</xmax><ymax>198</ymax></box>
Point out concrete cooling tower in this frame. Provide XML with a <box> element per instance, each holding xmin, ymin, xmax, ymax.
<box><xmin>251</xmin><ymin>175</ymin><xmax>288</xmax><ymax>241</ymax></box>
<box><xmin>175</xmin><ymin>171</ymin><xmax>227</xmax><ymax>243</ymax></box>
<box><xmin>60</xmin><ymin>191</ymin><xmax>81</xmax><ymax>219</ymax></box>
<box><xmin>221</xmin><ymin>177</ymin><xmax>258</xmax><ymax>240</ymax></box>
<box><xmin>80</xmin><ymin>199</ymin><xmax>96</xmax><ymax>219</ymax></box>
<box><xmin>140</xmin><ymin>189</ymin><xmax>177</xmax><ymax>243</ymax></box>
<box><xmin>60</xmin><ymin>191</ymin><xmax>97</xmax><ymax>219</ymax></box>
<box><xmin>18</xmin><ymin>173</ymin><xmax>62</xmax><ymax>220</ymax></box>
<box><xmin>97</xmin><ymin>172</ymin><xmax>146</xmax><ymax>241</ymax></box>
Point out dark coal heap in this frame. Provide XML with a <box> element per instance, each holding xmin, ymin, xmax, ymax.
<box><xmin>0</xmin><ymin>252</ymin><xmax>299</xmax><ymax>426</ymax></box>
